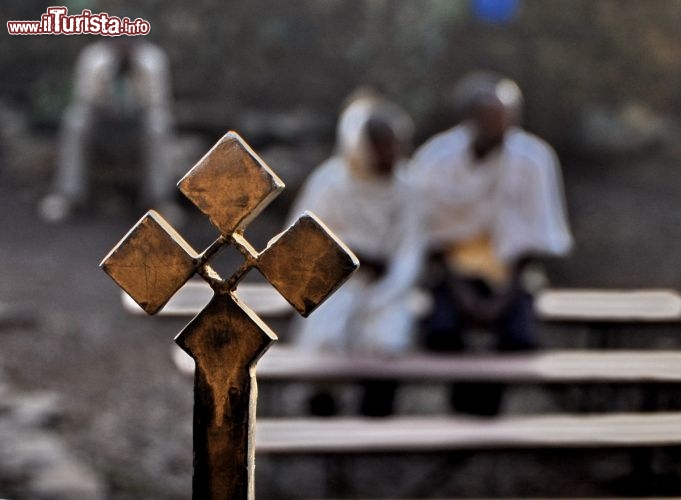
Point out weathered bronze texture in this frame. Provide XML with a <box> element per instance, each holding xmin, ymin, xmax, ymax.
<box><xmin>100</xmin><ymin>131</ymin><xmax>358</xmax><ymax>500</ymax></box>
<box><xmin>175</xmin><ymin>292</ymin><xmax>276</xmax><ymax>499</ymax></box>
<box><xmin>177</xmin><ymin>133</ymin><xmax>285</xmax><ymax>235</ymax></box>
<box><xmin>258</xmin><ymin>213</ymin><xmax>358</xmax><ymax>317</ymax></box>
<box><xmin>100</xmin><ymin>210</ymin><xmax>198</xmax><ymax>315</ymax></box>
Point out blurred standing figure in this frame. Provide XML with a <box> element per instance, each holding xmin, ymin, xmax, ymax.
<box><xmin>288</xmin><ymin>91</ymin><xmax>423</xmax><ymax>416</ymax></box>
<box><xmin>412</xmin><ymin>76</ymin><xmax>573</xmax><ymax>415</ymax></box>
<box><xmin>40</xmin><ymin>39</ymin><xmax>177</xmax><ymax>222</ymax></box>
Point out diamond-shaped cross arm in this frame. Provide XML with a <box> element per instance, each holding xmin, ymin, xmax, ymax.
<box><xmin>175</xmin><ymin>292</ymin><xmax>277</xmax><ymax>500</ymax></box>
<box><xmin>178</xmin><ymin>131</ymin><xmax>285</xmax><ymax>236</ymax></box>
<box><xmin>100</xmin><ymin>210</ymin><xmax>199</xmax><ymax>315</ymax></box>
<box><xmin>256</xmin><ymin>212</ymin><xmax>359</xmax><ymax>317</ymax></box>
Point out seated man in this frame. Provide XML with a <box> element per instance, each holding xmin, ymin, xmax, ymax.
<box><xmin>40</xmin><ymin>38</ymin><xmax>177</xmax><ymax>222</ymax></box>
<box><xmin>288</xmin><ymin>90</ymin><xmax>423</xmax><ymax>417</ymax></box>
<box><xmin>412</xmin><ymin>76</ymin><xmax>573</xmax><ymax>415</ymax></box>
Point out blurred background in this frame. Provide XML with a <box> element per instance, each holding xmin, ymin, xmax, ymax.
<box><xmin>3</xmin><ymin>0</ymin><xmax>681</xmax><ymax>498</ymax></box>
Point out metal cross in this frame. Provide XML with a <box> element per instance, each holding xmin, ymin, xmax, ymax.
<box><xmin>100</xmin><ymin>132</ymin><xmax>358</xmax><ymax>500</ymax></box>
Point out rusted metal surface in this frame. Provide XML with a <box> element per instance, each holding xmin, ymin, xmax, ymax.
<box><xmin>100</xmin><ymin>131</ymin><xmax>358</xmax><ymax>500</ymax></box>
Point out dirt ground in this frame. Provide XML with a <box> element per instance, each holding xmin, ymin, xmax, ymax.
<box><xmin>3</xmin><ymin>148</ymin><xmax>681</xmax><ymax>499</ymax></box>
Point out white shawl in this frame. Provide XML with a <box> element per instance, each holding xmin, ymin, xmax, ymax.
<box><xmin>287</xmin><ymin>96</ymin><xmax>423</xmax><ymax>354</ymax></box>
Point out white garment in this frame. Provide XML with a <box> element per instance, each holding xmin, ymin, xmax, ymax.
<box><xmin>410</xmin><ymin>123</ymin><xmax>573</xmax><ymax>266</ymax></box>
<box><xmin>288</xmin><ymin>97</ymin><xmax>423</xmax><ymax>355</ymax></box>
<box><xmin>53</xmin><ymin>41</ymin><xmax>174</xmax><ymax>205</ymax></box>
<box><xmin>74</xmin><ymin>41</ymin><xmax>170</xmax><ymax>110</ymax></box>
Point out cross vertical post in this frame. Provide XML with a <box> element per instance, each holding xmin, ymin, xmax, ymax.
<box><xmin>100</xmin><ymin>132</ymin><xmax>358</xmax><ymax>499</ymax></box>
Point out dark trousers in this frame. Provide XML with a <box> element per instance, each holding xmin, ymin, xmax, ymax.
<box><xmin>308</xmin><ymin>381</ymin><xmax>398</xmax><ymax>417</ymax></box>
<box><xmin>421</xmin><ymin>276</ymin><xmax>538</xmax><ymax>416</ymax></box>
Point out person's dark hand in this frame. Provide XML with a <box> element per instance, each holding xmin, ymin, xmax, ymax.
<box><xmin>475</xmin><ymin>291</ymin><xmax>512</xmax><ymax>322</ymax></box>
<box><xmin>451</xmin><ymin>280</ymin><xmax>513</xmax><ymax>323</ymax></box>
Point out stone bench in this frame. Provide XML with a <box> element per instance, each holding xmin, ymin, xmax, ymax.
<box><xmin>174</xmin><ymin>344</ymin><xmax>681</xmax><ymax>384</ymax></box>
<box><xmin>153</xmin><ymin>284</ymin><xmax>681</xmax><ymax>496</ymax></box>
<box><xmin>255</xmin><ymin>412</ymin><xmax>681</xmax><ymax>453</ymax></box>
<box><xmin>124</xmin><ymin>281</ymin><xmax>681</xmax><ymax>323</ymax></box>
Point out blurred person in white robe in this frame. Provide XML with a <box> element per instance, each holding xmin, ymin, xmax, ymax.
<box><xmin>411</xmin><ymin>76</ymin><xmax>573</xmax><ymax>415</ymax></box>
<box><xmin>288</xmin><ymin>91</ymin><xmax>424</xmax><ymax>416</ymax></box>
<box><xmin>39</xmin><ymin>38</ymin><xmax>178</xmax><ymax>223</ymax></box>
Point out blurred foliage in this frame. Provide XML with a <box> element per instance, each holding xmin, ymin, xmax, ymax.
<box><xmin>3</xmin><ymin>0</ymin><xmax>681</xmax><ymax>145</ymax></box>
<box><xmin>30</xmin><ymin>76</ymin><xmax>72</xmax><ymax>125</ymax></box>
